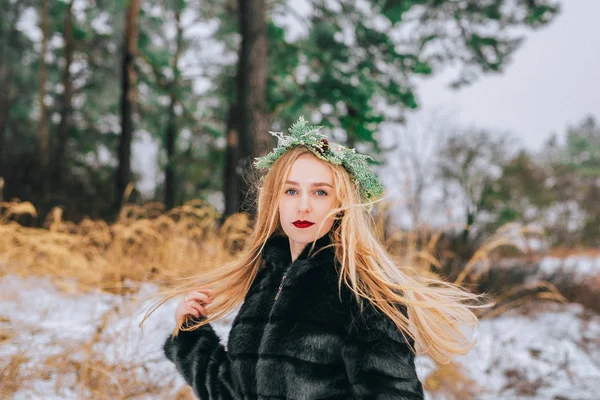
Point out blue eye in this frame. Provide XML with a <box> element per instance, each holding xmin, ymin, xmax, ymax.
<box><xmin>284</xmin><ymin>188</ymin><xmax>328</xmax><ymax>196</ymax></box>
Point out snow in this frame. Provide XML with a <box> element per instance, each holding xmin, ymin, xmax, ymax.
<box><xmin>537</xmin><ymin>255</ymin><xmax>600</xmax><ymax>282</ymax></box>
<box><xmin>451</xmin><ymin>303</ymin><xmax>600</xmax><ymax>399</ymax></box>
<box><xmin>0</xmin><ymin>275</ymin><xmax>185</xmax><ymax>399</ymax></box>
<box><xmin>1</xmin><ymin>274</ymin><xmax>599</xmax><ymax>399</ymax></box>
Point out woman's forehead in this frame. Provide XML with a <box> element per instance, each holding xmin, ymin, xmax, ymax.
<box><xmin>286</xmin><ymin>154</ymin><xmax>334</xmax><ymax>184</ymax></box>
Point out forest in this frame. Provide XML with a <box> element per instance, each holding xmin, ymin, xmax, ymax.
<box><xmin>4</xmin><ymin>0</ymin><xmax>596</xmax><ymax>249</ymax></box>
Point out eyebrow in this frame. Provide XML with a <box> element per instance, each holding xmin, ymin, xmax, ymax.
<box><xmin>285</xmin><ymin>180</ymin><xmax>333</xmax><ymax>188</ymax></box>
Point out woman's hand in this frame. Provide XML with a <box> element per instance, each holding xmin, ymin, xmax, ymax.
<box><xmin>175</xmin><ymin>288</ymin><xmax>214</xmax><ymax>328</ymax></box>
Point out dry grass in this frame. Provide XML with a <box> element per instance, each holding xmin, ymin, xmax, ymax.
<box><xmin>0</xmin><ymin>351</ymin><xmax>29</xmax><ymax>399</ymax></box>
<box><xmin>376</xmin><ymin>207</ymin><xmax>566</xmax><ymax>314</ymax></box>
<box><xmin>0</xmin><ymin>312</ymin><xmax>26</xmax><ymax>399</ymax></box>
<box><xmin>548</xmin><ymin>247</ymin><xmax>600</xmax><ymax>258</ymax></box>
<box><xmin>423</xmin><ymin>361</ymin><xmax>481</xmax><ymax>399</ymax></box>
<box><xmin>545</xmin><ymin>274</ymin><xmax>600</xmax><ymax>314</ymax></box>
<box><xmin>41</xmin><ymin>351</ymin><xmax>186</xmax><ymax>399</ymax></box>
<box><xmin>0</xmin><ymin>200</ymin><xmax>252</xmax><ymax>293</ymax></box>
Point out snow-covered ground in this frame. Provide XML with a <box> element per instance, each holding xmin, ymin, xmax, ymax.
<box><xmin>535</xmin><ymin>254</ymin><xmax>600</xmax><ymax>283</ymax></box>
<box><xmin>449</xmin><ymin>304</ymin><xmax>600</xmax><ymax>399</ymax></box>
<box><xmin>1</xmin><ymin>273</ymin><xmax>599</xmax><ymax>399</ymax></box>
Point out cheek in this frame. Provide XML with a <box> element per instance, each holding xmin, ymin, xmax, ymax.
<box><xmin>319</xmin><ymin>199</ymin><xmax>337</xmax><ymax>220</ymax></box>
<box><xmin>318</xmin><ymin>209</ymin><xmax>336</xmax><ymax>233</ymax></box>
<box><xmin>278</xmin><ymin>197</ymin><xmax>290</xmax><ymax>217</ymax></box>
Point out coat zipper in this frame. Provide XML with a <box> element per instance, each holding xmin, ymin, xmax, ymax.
<box><xmin>274</xmin><ymin>273</ymin><xmax>287</xmax><ymax>301</ymax></box>
<box><xmin>269</xmin><ymin>273</ymin><xmax>287</xmax><ymax>324</ymax></box>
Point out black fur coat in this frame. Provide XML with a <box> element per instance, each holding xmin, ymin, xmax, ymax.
<box><xmin>163</xmin><ymin>233</ymin><xmax>424</xmax><ymax>399</ymax></box>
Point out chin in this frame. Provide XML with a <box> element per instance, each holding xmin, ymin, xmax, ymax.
<box><xmin>297</xmin><ymin>229</ymin><xmax>327</xmax><ymax>240</ymax></box>
<box><xmin>286</xmin><ymin>230</ymin><xmax>314</xmax><ymax>241</ymax></box>
<box><xmin>288</xmin><ymin>231</ymin><xmax>312</xmax><ymax>239</ymax></box>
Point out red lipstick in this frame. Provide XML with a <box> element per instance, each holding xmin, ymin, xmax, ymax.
<box><xmin>292</xmin><ymin>220</ymin><xmax>314</xmax><ymax>228</ymax></box>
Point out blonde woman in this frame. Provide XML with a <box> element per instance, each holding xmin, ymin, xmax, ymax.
<box><xmin>152</xmin><ymin>117</ymin><xmax>485</xmax><ymax>399</ymax></box>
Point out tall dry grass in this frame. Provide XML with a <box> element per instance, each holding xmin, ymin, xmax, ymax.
<box><xmin>0</xmin><ymin>199</ymin><xmax>569</xmax><ymax>399</ymax></box>
<box><xmin>0</xmin><ymin>351</ymin><xmax>28</xmax><ymax>399</ymax></box>
<box><xmin>423</xmin><ymin>360</ymin><xmax>481</xmax><ymax>400</ymax></box>
<box><xmin>373</xmin><ymin>205</ymin><xmax>566</xmax><ymax>319</ymax></box>
<box><xmin>0</xmin><ymin>200</ymin><xmax>252</xmax><ymax>293</ymax></box>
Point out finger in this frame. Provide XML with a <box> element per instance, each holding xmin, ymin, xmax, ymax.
<box><xmin>187</xmin><ymin>302</ymin><xmax>207</xmax><ymax>316</ymax></box>
<box><xmin>185</xmin><ymin>305</ymin><xmax>201</xmax><ymax>318</ymax></box>
<box><xmin>187</xmin><ymin>291</ymin><xmax>213</xmax><ymax>304</ymax></box>
<box><xmin>184</xmin><ymin>290</ymin><xmax>211</xmax><ymax>302</ymax></box>
<box><xmin>195</xmin><ymin>288</ymin><xmax>214</xmax><ymax>297</ymax></box>
<box><xmin>186</xmin><ymin>295</ymin><xmax>211</xmax><ymax>306</ymax></box>
<box><xmin>193</xmin><ymin>288</ymin><xmax>214</xmax><ymax>297</ymax></box>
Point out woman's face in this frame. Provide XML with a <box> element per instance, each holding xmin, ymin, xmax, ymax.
<box><xmin>278</xmin><ymin>153</ymin><xmax>338</xmax><ymax>251</ymax></box>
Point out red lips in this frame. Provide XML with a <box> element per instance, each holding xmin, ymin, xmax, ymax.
<box><xmin>292</xmin><ymin>220</ymin><xmax>314</xmax><ymax>228</ymax></box>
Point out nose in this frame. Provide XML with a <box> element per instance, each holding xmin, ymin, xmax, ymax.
<box><xmin>297</xmin><ymin>192</ymin><xmax>311</xmax><ymax>215</ymax></box>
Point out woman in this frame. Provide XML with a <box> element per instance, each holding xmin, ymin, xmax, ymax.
<box><xmin>149</xmin><ymin>117</ymin><xmax>485</xmax><ymax>399</ymax></box>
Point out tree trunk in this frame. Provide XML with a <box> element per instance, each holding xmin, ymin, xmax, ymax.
<box><xmin>346</xmin><ymin>106</ymin><xmax>358</xmax><ymax>148</ymax></box>
<box><xmin>462</xmin><ymin>209</ymin><xmax>474</xmax><ymax>244</ymax></box>
<box><xmin>165</xmin><ymin>94</ymin><xmax>177</xmax><ymax>210</ymax></box>
<box><xmin>224</xmin><ymin>0</ymin><xmax>269</xmax><ymax>218</ymax></box>
<box><xmin>54</xmin><ymin>1</ymin><xmax>74</xmax><ymax>189</ymax></box>
<box><xmin>165</xmin><ymin>10</ymin><xmax>183</xmax><ymax>210</ymax></box>
<box><xmin>39</xmin><ymin>0</ymin><xmax>49</xmax><ymax>168</ymax></box>
<box><xmin>0</xmin><ymin>3</ymin><xmax>22</xmax><ymax>173</ymax></box>
<box><xmin>115</xmin><ymin>0</ymin><xmax>141</xmax><ymax>211</ymax></box>
<box><xmin>0</xmin><ymin>68</ymin><xmax>10</xmax><ymax>171</ymax></box>
<box><xmin>222</xmin><ymin>104</ymin><xmax>241</xmax><ymax>221</ymax></box>
<box><xmin>0</xmin><ymin>2</ymin><xmax>12</xmax><ymax>171</ymax></box>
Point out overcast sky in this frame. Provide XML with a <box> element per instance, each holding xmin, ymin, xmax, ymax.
<box><xmin>375</xmin><ymin>0</ymin><xmax>600</xmax><ymax>227</ymax></box>
<box><xmin>413</xmin><ymin>0</ymin><xmax>600</xmax><ymax>151</ymax></box>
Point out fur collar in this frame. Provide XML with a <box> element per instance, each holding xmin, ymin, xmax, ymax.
<box><xmin>262</xmin><ymin>233</ymin><xmax>336</xmax><ymax>277</ymax></box>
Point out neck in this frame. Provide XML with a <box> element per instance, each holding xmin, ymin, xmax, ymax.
<box><xmin>289</xmin><ymin>239</ymin><xmax>304</xmax><ymax>263</ymax></box>
<box><xmin>263</xmin><ymin>233</ymin><xmax>334</xmax><ymax>272</ymax></box>
<box><xmin>288</xmin><ymin>234</ymin><xmax>330</xmax><ymax>263</ymax></box>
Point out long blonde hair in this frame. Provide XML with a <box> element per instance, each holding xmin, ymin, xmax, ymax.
<box><xmin>142</xmin><ymin>146</ymin><xmax>488</xmax><ymax>363</ymax></box>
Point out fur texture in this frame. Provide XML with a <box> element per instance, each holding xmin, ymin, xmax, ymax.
<box><xmin>163</xmin><ymin>233</ymin><xmax>424</xmax><ymax>399</ymax></box>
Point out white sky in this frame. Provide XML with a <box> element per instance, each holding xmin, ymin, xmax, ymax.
<box><xmin>413</xmin><ymin>0</ymin><xmax>600</xmax><ymax>151</ymax></box>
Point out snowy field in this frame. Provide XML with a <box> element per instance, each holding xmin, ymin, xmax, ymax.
<box><xmin>535</xmin><ymin>253</ymin><xmax>600</xmax><ymax>283</ymax></box>
<box><xmin>1</xmin><ymin>270</ymin><xmax>599</xmax><ymax>400</ymax></box>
